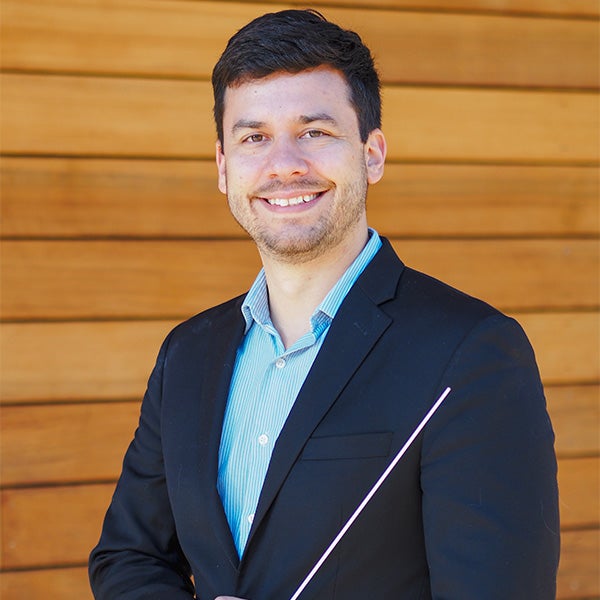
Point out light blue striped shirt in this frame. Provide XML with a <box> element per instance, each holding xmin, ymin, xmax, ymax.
<box><xmin>217</xmin><ymin>229</ymin><xmax>382</xmax><ymax>556</ymax></box>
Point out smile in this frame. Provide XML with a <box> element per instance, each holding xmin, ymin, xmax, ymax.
<box><xmin>266</xmin><ymin>193</ymin><xmax>319</xmax><ymax>207</ymax></box>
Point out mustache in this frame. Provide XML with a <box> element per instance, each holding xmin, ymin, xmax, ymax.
<box><xmin>253</xmin><ymin>179</ymin><xmax>330</xmax><ymax>196</ymax></box>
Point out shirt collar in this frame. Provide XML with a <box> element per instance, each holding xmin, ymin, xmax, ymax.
<box><xmin>241</xmin><ymin>269</ymin><xmax>270</xmax><ymax>333</ymax></box>
<box><xmin>241</xmin><ymin>228</ymin><xmax>382</xmax><ymax>335</ymax></box>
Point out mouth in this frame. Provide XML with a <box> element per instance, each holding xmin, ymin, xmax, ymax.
<box><xmin>262</xmin><ymin>192</ymin><xmax>322</xmax><ymax>207</ymax></box>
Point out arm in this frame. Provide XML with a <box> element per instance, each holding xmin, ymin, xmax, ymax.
<box><xmin>89</xmin><ymin>334</ymin><xmax>195</xmax><ymax>599</ymax></box>
<box><xmin>421</xmin><ymin>314</ymin><xmax>560</xmax><ymax>599</ymax></box>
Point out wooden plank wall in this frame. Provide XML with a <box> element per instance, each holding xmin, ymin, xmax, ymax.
<box><xmin>1</xmin><ymin>1</ymin><xmax>598</xmax><ymax>597</ymax></box>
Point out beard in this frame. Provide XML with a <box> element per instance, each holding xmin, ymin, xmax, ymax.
<box><xmin>227</xmin><ymin>169</ymin><xmax>369</xmax><ymax>265</ymax></box>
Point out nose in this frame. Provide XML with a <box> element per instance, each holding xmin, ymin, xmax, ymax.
<box><xmin>265</xmin><ymin>135</ymin><xmax>309</xmax><ymax>180</ymax></box>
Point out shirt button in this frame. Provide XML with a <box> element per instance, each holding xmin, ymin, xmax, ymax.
<box><xmin>275</xmin><ymin>357</ymin><xmax>286</xmax><ymax>369</ymax></box>
<box><xmin>247</xmin><ymin>513</ymin><xmax>254</xmax><ymax>525</ymax></box>
<box><xmin>258</xmin><ymin>433</ymin><xmax>269</xmax><ymax>446</ymax></box>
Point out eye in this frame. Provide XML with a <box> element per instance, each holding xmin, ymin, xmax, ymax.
<box><xmin>301</xmin><ymin>129</ymin><xmax>327</xmax><ymax>139</ymax></box>
<box><xmin>243</xmin><ymin>133</ymin><xmax>266</xmax><ymax>143</ymax></box>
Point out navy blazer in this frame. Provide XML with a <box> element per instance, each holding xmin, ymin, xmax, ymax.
<box><xmin>89</xmin><ymin>238</ymin><xmax>559</xmax><ymax>599</ymax></box>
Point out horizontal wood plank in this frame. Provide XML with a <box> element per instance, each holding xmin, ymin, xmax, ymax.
<box><xmin>2</xmin><ymin>157</ymin><xmax>597</xmax><ymax>238</ymax></box>
<box><xmin>394</xmin><ymin>239</ymin><xmax>598</xmax><ymax>312</ymax></box>
<box><xmin>1</xmin><ymin>483</ymin><xmax>115</xmax><ymax>569</ymax></box>
<box><xmin>329</xmin><ymin>7</ymin><xmax>599</xmax><ymax>89</ymax></box>
<box><xmin>2</xmin><ymin>1</ymin><xmax>597</xmax><ymax>88</ymax></box>
<box><xmin>1</xmin><ymin>478</ymin><xmax>597</xmax><ymax>573</ymax></box>
<box><xmin>0</xmin><ymin>240</ymin><xmax>261</xmax><ymax>320</ymax></box>
<box><xmin>1</xmin><ymin>313</ymin><xmax>597</xmax><ymax>404</ymax></box>
<box><xmin>0</xmin><ymin>402</ymin><xmax>140</xmax><ymax>486</ymax></box>
<box><xmin>219</xmin><ymin>0</ymin><xmax>600</xmax><ymax>18</ymax></box>
<box><xmin>0</xmin><ymin>567</ymin><xmax>93</xmax><ymax>600</ymax></box>
<box><xmin>556</xmin><ymin>528</ymin><xmax>600</xmax><ymax>599</ymax></box>
<box><xmin>559</xmin><ymin>457</ymin><xmax>600</xmax><ymax>528</ymax></box>
<box><xmin>0</xmin><ymin>74</ymin><xmax>212</xmax><ymax>158</ymax></box>
<box><xmin>0</xmin><ymin>320</ymin><xmax>178</xmax><ymax>403</ymax></box>
<box><xmin>383</xmin><ymin>86</ymin><xmax>599</xmax><ymax>163</ymax></box>
<box><xmin>548</xmin><ymin>385</ymin><xmax>600</xmax><ymax>458</ymax></box>
<box><xmin>2</xmin><ymin>74</ymin><xmax>597</xmax><ymax>162</ymax></box>
<box><xmin>518</xmin><ymin>312</ymin><xmax>599</xmax><ymax>385</ymax></box>
<box><xmin>1</xmin><ymin>388</ymin><xmax>597</xmax><ymax>486</ymax></box>
<box><xmin>2</xmin><ymin>239</ymin><xmax>597</xmax><ymax>320</ymax></box>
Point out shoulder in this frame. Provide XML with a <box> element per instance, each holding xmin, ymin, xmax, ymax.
<box><xmin>364</xmin><ymin>236</ymin><xmax>500</xmax><ymax>325</ymax></box>
<box><xmin>160</xmin><ymin>293</ymin><xmax>246</xmax><ymax>353</ymax></box>
<box><xmin>375</xmin><ymin>246</ymin><xmax>503</xmax><ymax>333</ymax></box>
<box><xmin>399</xmin><ymin>265</ymin><xmax>499</xmax><ymax>321</ymax></box>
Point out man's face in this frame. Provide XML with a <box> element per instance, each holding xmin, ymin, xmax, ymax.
<box><xmin>216</xmin><ymin>66</ymin><xmax>386</xmax><ymax>263</ymax></box>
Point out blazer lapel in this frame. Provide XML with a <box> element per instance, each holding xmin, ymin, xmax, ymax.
<box><xmin>178</xmin><ymin>298</ymin><xmax>246</xmax><ymax>570</ymax></box>
<box><xmin>244</xmin><ymin>239</ymin><xmax>404</xmax><ymax>555</ymax></box>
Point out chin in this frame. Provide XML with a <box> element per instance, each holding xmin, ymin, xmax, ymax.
<box><xmin>259</xmin><ymin>227</ymin><xmax>346</xmax><ymax>263</ymax></box>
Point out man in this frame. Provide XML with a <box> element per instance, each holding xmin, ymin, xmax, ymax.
<box><xmin>89</xmin><ymin>9</ymin><xmax>559</xmax><ymax>599</ymax></box>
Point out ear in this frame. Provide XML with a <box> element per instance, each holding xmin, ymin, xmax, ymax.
<box><xmin>215</xmin><ymin>140</ymin><xmax>227</xmax><ymax>194</ymax></box>
<box><xmin>364</xmin><ymin>128</ymin><xmax>387</xmax><ymax>185</ymax></box>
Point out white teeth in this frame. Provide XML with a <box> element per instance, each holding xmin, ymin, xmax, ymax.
<box><xmin>266</xmin><ymin>193</ymin><xmax>318</xmax><ymax>207</ymax></box>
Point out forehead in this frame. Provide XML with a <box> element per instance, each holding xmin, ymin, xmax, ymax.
<box><xmin>222</xmin><ymin>67</ymin><xmax>357</xmax><ymax>128</ymax></box>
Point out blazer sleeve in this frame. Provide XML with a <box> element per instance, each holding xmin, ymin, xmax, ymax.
<box><xmin>420</xmin><ymin>313</ymin><xmax>560</xmax><ymax>599</ymax></box>
<box><xmin>88</xmin><ymin>332</ymin><xmax>196</xmax><ymax>599</ymax></box>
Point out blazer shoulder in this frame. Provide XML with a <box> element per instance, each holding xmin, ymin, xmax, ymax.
<box><xmin>164</xmin><ymin>293</ymin><xmax>246</xmax><ymax>348</ymax></box>
<box><xmin>364</xmin><ymin>238</ymin><xmax>497</xmax><ymax>318</ymax></box>
<box><xmin>403</xmin><ymin>266</ymin><xmax>498</xmax><ymax>316</ymax></box>
<box><xmin>387</xmin><ymin>264</ymin><xmax>510</xmax><ymax>347</ymax></box>
<box><xmin>357</xmin><ymin>238</ymin><xmax>506</xmax><ymax>341</ymax></box>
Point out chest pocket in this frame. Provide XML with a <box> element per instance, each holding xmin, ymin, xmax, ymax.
<box><xmin>300</xmin><ymin>431</ymin><xmax>393</xmax><ymax>461</ymax></box>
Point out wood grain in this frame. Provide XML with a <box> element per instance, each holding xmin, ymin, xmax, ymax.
<box><xmin>218</xmin><ymin>0</ymin><xmax>600</xmax><ymax>18</ymax></box>
<box><xmin>1</xmin><ymin>402</ymin><xmax>140</xmax><ymax>486</ymax></box>
<box><xmin>0</xmin><ymin>567</ymin><xmax>93</xmax><ymax>600</ymax></box>
<box><xmin>2</xmin><ymin>158</ymin><xmax>597</xmax><ymax>238</ymax></box>
<box><xmin>1</xmin><ymin>483</ymin><xmax>115</xmax><ymax>569</ymax></box>
<box><xmin>328</xmin><ymin>7</ymin><xmax>599</xmax><ymax>88</ymax></box>
<box><xmin>559</xmin><ymin>457</ymin><xmax>600</xmax><ymax>528</ymax></box>
<box><xmin>2</xmin><ymin>74</ymin><xmax>597</xmax><ymax>162</ymax></box>
<box><xmin>0</xmin><ymin>320</ymin><xmax>179</xmax><ymax>403</ymax></box>
<box><xmin>0</xmin><ymin>74</ymin><xmax>212</xmax><ymax>158</ymax></box>
<box><xmin>383</xmin><ymin>86</ymin><xmax>599</xmax><ymax>163</ymax></box>
<box><xmin>2</xmin><ymin>1</ymin><xmax>597</xmax><ymax>87</ymax></box>
<box><xmin>556</xmin><ymin>528</ymin><xmax>600</xmax><ymax>599</ymax></box>
<box><xmin>518</xmin><ymin>312</ymin><xmax>600</xmax><ymax>385</ymax></box>
<box><xmin>547</xmin><ymin>385</ymin><xmax>600</xmax><ymax>458</ymax></box>
<box><xmin>1</xmin><ymin>239</ymin><xmax>262</xmax><ymax>320</ymax></box>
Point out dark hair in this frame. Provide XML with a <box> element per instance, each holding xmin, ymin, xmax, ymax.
<box><xmin>212</xmin><ymin>9</ymin><xmax>381</xmax><ymax>144</ymax></box>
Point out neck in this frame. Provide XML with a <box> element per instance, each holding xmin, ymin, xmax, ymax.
<box><xmin>260</xmin><ymin>227</ymin><xmax>369</xmax><ymax>349</ymax></box>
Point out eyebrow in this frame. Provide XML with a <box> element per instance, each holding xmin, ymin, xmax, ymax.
<box><xmin>231</xmin><ymin>119</ymin><xmax>265</xmax><ymax>134</ymax></box>
<box><xmin>230</xmin><ymin>113</ymin><xmax>339</xmax><ymax>135</ymax></box>
<box><xmin>298</xmin><ymin>113</ymin><xmax>339</xmax><ymax>126</ymax></box>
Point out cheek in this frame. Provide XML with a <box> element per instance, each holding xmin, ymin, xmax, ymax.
<box><xmin>226</xmin><ymin>157</ymin><xmax>261</xmax><ymax>191</ymax></box>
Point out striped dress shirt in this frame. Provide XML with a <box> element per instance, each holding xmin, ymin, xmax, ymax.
<box><xmin>217</xmin><ymin>229</ymin><xmax>382</xmax><ymax>557</ymax></box>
